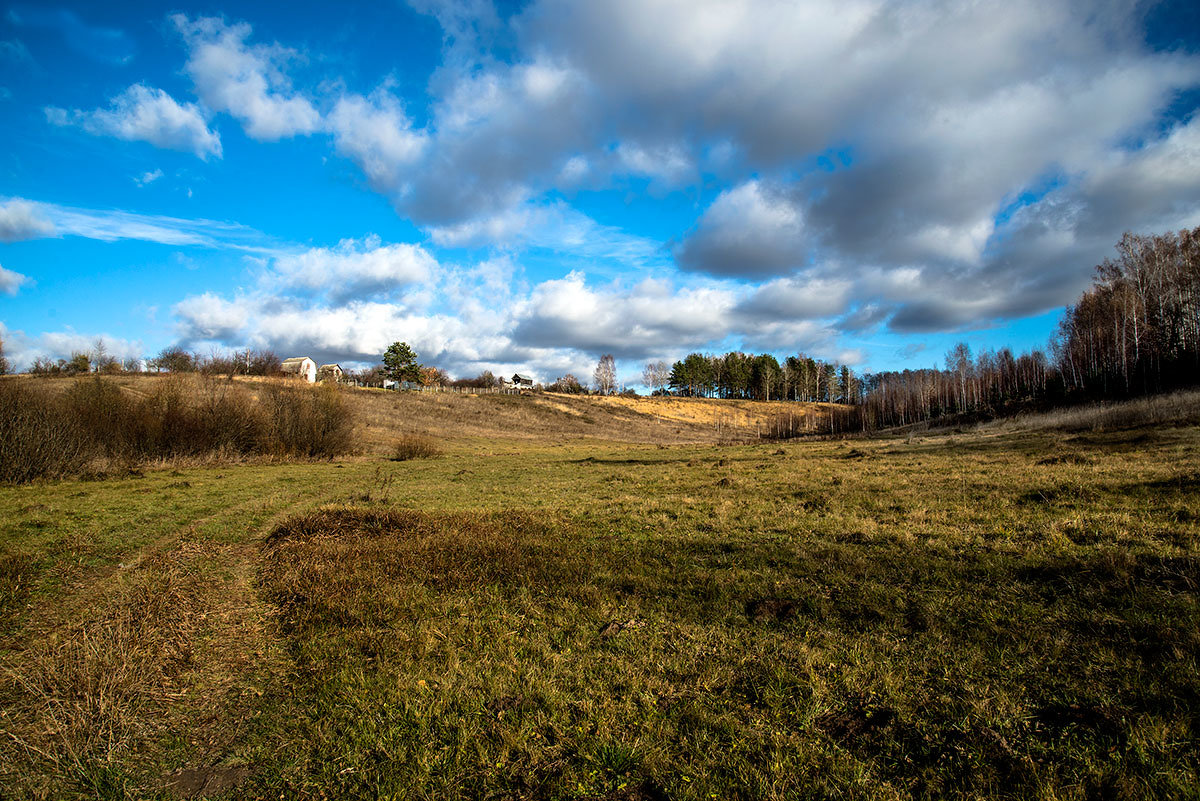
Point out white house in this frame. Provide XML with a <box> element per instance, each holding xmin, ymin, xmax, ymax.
<box><xmin>511</xmin><ymin>373</ymin><xmax>535</xmax><ymax>389</ymax></box>
<box><xmin>281</xmin><ymin>356</ymin><xmax>317</xmax><ymax>383</ymax></box>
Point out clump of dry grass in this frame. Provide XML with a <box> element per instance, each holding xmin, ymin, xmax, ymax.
<box><xmin>391</xmin><ymin>433</ymin><xmax>441</xmax><ymax>461</ymax></box>
<box><xmin>263</xmin><ymin>506</ymin><xmax>574</xmax><ymax>593</ymax></box>
<box><xmin>0</xmin><ymin>544</ymin><xmax>214</xmax><ymax>796</ymax></box>
<box><xmin>1009</xmin><ymin>389</ymin><xmax>1200</xmax><ymax>433</ymax></box>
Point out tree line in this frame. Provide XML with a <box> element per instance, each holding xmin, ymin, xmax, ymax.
<box><xmin>643</xmin><ymin>352</ymin><xmax>862</xmax><ymax>404</ymax></box>
<box><xmin>855</xmin><ymin>226</ymin><xmax>1200</xmax><ymax>430</ymax></box>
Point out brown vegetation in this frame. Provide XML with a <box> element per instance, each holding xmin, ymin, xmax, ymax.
<box><xmin>392</xmin><ymin>433</ymin><xmax>441</xmax><ymax>461</ymax></box>
<box><xmin>341</xmin><ymin>384</ymin><xmax>830</xmax><ymax>451</ymax></box>
<box><xmin>0</xmin><ymin>375</ymin><xmax>354</xmax><ymax>483</ymax></box>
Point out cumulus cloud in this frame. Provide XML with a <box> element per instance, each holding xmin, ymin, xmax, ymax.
<box><xmin>172</xmin><ymin>234</ymin><xmax>455</xmax><ymax>364</ymax></box>
<box><xmin>173</xmin><ymin>289</ymin><xmax>487</xmax><ymax>373</ymax></box>
<box><xmin>173</xmin><ymin>292</ymin><xmax>249</xmax><ymax>340</ymax></box>
<box><xmin>326</xmin><ymin>88</ymin><xmax>427</xmax><ymax>190</ymax></box>
<box><xmin>21</xmin><ymin>1</ymin><xmax>1200</xmax><ymax>373</ymax></box>
<box><xmin>268</xmin><ymin>236</ymin><xmax>437</xmax><ymax>303</ymax></box>
<box><xmin>169</xmin><ymin>257</ymin><xmax>812</xmax><ymax>380</ymax></box>
<box><xmin>140</xmin><ymin>1</ymin><xmax>1200</xmax><ymax>344</ymax></box>
<box><xmin>734</xmin><ymin>275</ymin><xmax>852</xmax><ymax>321</ymax></box>
<box><xmin>510</xmin><ymin>272</ymin><xmax>738</xmax><ymax>359</ymax></box>
<box><xmin>173</xmin><ymin>15</ymin><xmax>321</xmax><ymax>141</ymax></box>
<box><xmin>399</xmin><ymin>0</ymin><xmax>1200</xmax><ymax>329</ymax></box>
<box><xmin>674</xmin><ymin>181</ymin><xmax>807</xmax><ymax>278</ymax></box>
<box><xmin>0</xmin><ymin>198</ymin><xmax>56</xmax><ymax>241</ymax></box>
<box><xmin>879</xmin><ymin>113</ymin><xmax>1200</xmax><ymax>333</ymax></box>
<box><xmin>46</xmin><ymin>84</ymin><xmax>222</xmax><ymax>159</ymax></box>
<box><xmin>0</xmin><ymin>265</ymin><xmax>32</xmax><ymax>295</ymax></box>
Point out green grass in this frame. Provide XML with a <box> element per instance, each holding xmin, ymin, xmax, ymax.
<box><xmin>1</xmin><ymin>424</ymin><xmax>1198</xmax><ymax>799</ymax></box>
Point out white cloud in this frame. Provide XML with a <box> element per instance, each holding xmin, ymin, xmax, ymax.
<box><xmin>327</xmin><ymin>89</ymin><xmax>427</xmax><ymax>190</ymax></box>
<box><xmin>0</xmin><ymin>325</ymin><xmax>143</xmax><ymax>372</ymax></box>
<box><xmin>133</xmin><ymin>168</ymin><xmax>164</xmax><ymax>187</ymax></box>
<box><xmin>5</xmin><ymin>196</ymin><xmax>277</xmax><ymax>252</ymax></box>
<box><xmin>268</xmin><ymin>236</ymin><xmax>437</xmax><ymax>303</ymax></box>
<box><xmin>173</xmin><ymin>15</ymin><xmax>321</xmax><ymax>141</ymax></box>
<box><xmin>46</xmin><ymin>84</ymin><xmax>222</xmax><ymax>160</ymax></box>
<box><xmin>428</xmin><ymin>200</ymin><xmax>669</xmax><ymax>277</ymax></box>
<box><xmin>614</xmin><ymin>141</ymin><xmax>694</xmax><ymax>187</ymax></box>
<box><xmin>0</xmin><ymin>198</ymin><xmax>56</xmax><ymax>241</ymax></box>
<box><xmin>397</xmin><ymin>0</ymin><xmax>1200</xmax><ymax>330</ymax></box>
<box><xmin>0</xmin><ymin>264</ymin><xmax>32</xmax><ymax>295</ymax></box>
<box><xmin>173</xmin><ymin>292</ymin><xmax>249</xmax><ymax>340</ymax></box>
<box><xmin>427</xmin><ymin>203</ymin><xmax>535</xmax><ymax>248</ymax></box>
<box><xmin>510</xmin><ymin>271</ymin><xmax>738</xmax><ymax>358</ymax></box>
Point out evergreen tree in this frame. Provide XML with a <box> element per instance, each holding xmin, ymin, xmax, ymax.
<box><xmin>383</xmin><ymin>341</ymin><xmax>422</xmax><ymax>383</ymax></box>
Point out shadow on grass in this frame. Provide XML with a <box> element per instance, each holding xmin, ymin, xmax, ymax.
<box><xmin>244</xmin><ymin>505</ymin><xmax>1200</xmax><ymax>800</ymax></box>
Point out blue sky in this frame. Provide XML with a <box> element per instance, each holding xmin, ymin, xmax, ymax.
<box><xmin>2</xmin><ymin>0</ymin><xmax>1199</xmax><ymax>386</ymax></box>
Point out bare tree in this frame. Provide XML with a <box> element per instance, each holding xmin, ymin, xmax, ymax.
<box><xmin>593</xmin><ymin>354</ymin><xmax>617</xmax><ymax>395</ymax></box>
<box><xmin>91</xmin><ymin>338</ymin><xmax>120</xmax><ymax>373</ymax></box>
<box><xmin>642</xmin><ymin>360</ymin><xmax>670</xmax><ymax>393</ymax></box>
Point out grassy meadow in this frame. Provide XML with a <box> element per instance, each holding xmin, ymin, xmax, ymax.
<box><xmin>1</xmin><ymin>379</ymin><xmax>1198</xmax><ymax>799</ymax></box>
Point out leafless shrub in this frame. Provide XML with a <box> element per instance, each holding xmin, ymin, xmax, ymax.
<box><xmin>392</xmin><ymin>433</ymin><xmax>441</xmax><ymax>461</ymax></box>
<box><xmin>0</xmin><ymin>376</ymin><xmax>357</xmax><ymax>483</ymax></box>
<box><xmin>261</xmin><ymin>381</ymin><xmax>355</xmax><ymax>459</ymax></box>
<box><xmin>0</xmin><ymin>380</ymin><xmax>89</xmax><ymax>482</ymax></box>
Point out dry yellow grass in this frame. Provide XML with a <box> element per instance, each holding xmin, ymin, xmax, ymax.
<box><xmin>590</xmin><ymin>393</ymin><xmax>849</xmax><ymax>427</ymax></box>
<box><xmin>9</xmin><ymin>374</ymin><xmax>840</xmax><ymax>455</ymax></box>
<box><xmin>339</xmin><ymin>385</ymin><xmax>837</xmax><ymax>451</ymax></box>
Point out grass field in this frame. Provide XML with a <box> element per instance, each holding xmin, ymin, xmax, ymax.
<box><xmin>1</xmin><ymin>385</ymin><xmax>1198</xmax><ymax>799</ymax></box>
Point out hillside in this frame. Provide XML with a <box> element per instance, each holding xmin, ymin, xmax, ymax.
<box><xmin>10</xmin><ymin>374</ymin><xmax>843</xmax><ymax>452</ymax></box>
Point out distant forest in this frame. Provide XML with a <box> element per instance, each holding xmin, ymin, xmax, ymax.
<box><xmin>656</xmin><ymin>226</ymin><xmax>1200</xmax><ymax>430</ymax></box>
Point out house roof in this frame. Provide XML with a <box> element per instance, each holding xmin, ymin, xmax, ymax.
<box><xmin>513</xmin><ymin>373</ymin><xmax>533</xmax><ymax>382</ymax></box>
<box><xmin>281</xmin><ymin>357</ymin><xmax>312</xmax><ymax>366</ymax></box>
<box><xmin>318</xmin><ymin>363</ymin><xmax>342</xmax><ymax>370</ymax></box>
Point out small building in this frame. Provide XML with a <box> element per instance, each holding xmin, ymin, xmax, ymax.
<box><xmin>317</xmin><ymin>363</ymin><xmax>343</xmax><ymax>383</ymax></box>
<box><xmin>511</xmin><ymin>373</ymin><xmax>535</xmax><ymax>389</ymax></box>
<box><xmin>281</xmin><ymin>356</ymin><xmax>317</xmax><ymax>383</ymax></box>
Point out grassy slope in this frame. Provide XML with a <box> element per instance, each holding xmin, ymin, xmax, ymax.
<box><xmin>7</xmin><ymin>374</ymin><xmax>835</xmax><ymax>455</ymax></box>
<box><xmin>0</xmin><ymin>393</ymin><xmax>1198</xmax><ymax>799</ymax></box>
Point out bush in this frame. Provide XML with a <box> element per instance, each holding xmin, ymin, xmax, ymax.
<box><xmin>546</xmin><ymin>374</ymin><xmax>583</xmax><ymax>394</ymax></box>
<box><xmin>0</xmin><ymin>381</ymin><xmax>89</xmax><ymax>483</ymax></box>
<box><xmin>392</xmin><ymin>433</ymin><xmax>441</xmax><ymax>461</ymax></box>
<box><xmin>0</xmin><ymin>376</ymin><xmax>357</xmax><ymax>483</ymax></box>
<box><xmin>262</xmin><ymin>382</ymin><xmax>355</xmax><ymax>459</ymax></box>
